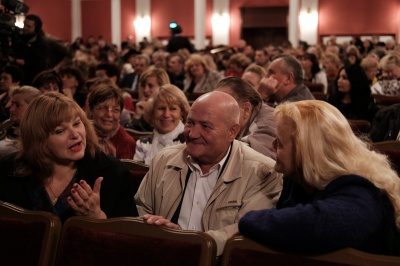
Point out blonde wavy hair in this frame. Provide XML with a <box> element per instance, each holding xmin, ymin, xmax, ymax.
<box><xmin>275</xmin><ymin>100</ymin><xmax>400</xmax><ymax>229</ymax></box>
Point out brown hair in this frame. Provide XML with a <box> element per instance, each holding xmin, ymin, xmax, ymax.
<box><xmin>16</xmin><ymin>92</ymin><xmax>100</xmax><ymax>181</ymax></box>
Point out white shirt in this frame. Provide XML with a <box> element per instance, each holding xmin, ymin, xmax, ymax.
<box><xmin>178</xmin><ymin>146</ymin><xmax>231</xmax><ymax>231</ymax></box>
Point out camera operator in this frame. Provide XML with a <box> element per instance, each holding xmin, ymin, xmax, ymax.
<box><xmin>12</xmin><ymin>14</ymin><xmax>48</xmax><ymax>85</ymax></box>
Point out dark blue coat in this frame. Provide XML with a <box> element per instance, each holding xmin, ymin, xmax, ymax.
<box><xmin>239</xmin><ymin>175</ymin><xmax>400</xmax><ymax>256</ymax></box>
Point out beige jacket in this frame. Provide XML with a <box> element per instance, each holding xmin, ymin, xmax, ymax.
<box><xmin>135</xmin><ymin>140</ymin><xmax>282</xmax><ymax>255</ymax></box>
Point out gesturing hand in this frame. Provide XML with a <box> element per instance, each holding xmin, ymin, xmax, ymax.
<box><xmin>68</xmin><ymin>177</ymin><xmax>107</xmax><ymax>219</ymax></box>
<box><xmin>143</xmin><ymin>214</ymin><xmax>180</xmax><ymax>229</ymax></box>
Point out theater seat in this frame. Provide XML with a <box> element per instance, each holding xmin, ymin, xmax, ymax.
<box><xmin>0</xmin><ymin>201</ymin><xmax>61</xmax><ymax>266</ymax></box>
<box><xmin>222</xmin><ymin>236</ymin><xmax>400</xmax><ymax>266</ymax></box>
<box><xmin>348</xmin><ymin>119</ymin><xmax>371</xmax><ymax>137</ymax></box>
<box><xmin>120</xmin><ymin>159</ymin><xmax>149</xmax><ymax>194</ymax></box>
<box><xmin>372</xmin><ymin>94</ymin><xmax>400</xmax><ymax>107</ymax></box>
<box><xmin>371</xmin><ymin>140</ymin><xmax>400</xmax><ymax>175</ymax></box>
<box><xmin>124</xmin><ymin>128</ymin><xmax>152</xmax><ymax>140</ymax></box>
<box><xmin>55</xmin><ymin>216</ymin><xmax>216</xmax><ymax>266</ymax></box>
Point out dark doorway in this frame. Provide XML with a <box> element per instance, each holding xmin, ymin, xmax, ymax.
<box><xmin>242</xmin><ymin>27</ymin><xmax>288</xmax><ymax>48</ymax></box>
<box><xmin>241</xmin><ymin>7</ymin><xmax>288</xmax><ymax>48</ymax></box>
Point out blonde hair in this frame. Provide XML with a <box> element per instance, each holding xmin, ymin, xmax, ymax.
<box><xmin>17</xmin><ymin>92</ymin><xmax>100</xmax><ymax>181</ymax></box>
<box><xmin>143</xmin><ymin>84</ymin><xmax>190</xmax><ymax>125</ymax></box>
<box><xmin>275</xmin><ymin>100</ymin><xmax>400</xmax><ymax>229</ymax></box>
<box><xmin>138</xmin><ymin>68</ymin><xmax>170</xmax><ymax>99</ymax></box>
<box><xmin>185</xmin><ymin>54</ymin><xmax>211</xmax><ymax>79</ymax></box>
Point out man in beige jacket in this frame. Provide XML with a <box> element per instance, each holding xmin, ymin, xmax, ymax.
<box><xmin>135</xmin><ymin>91</ymin><xmax>282</xmax><ymax>255</ymax></box>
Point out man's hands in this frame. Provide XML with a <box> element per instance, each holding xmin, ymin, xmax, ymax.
<box><xmin>143</xmin><ymin>214</ymin><xmax>180</xmax><ymax>229</ymax></box>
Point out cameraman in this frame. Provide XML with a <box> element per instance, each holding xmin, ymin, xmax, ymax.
<box><xmin>13</xmin><ymin>14</ymin><xmax>48</xmax><ymax>85</ymax></box>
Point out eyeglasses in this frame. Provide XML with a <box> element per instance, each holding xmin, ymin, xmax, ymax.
<box><xmin>94</xmin><ymin>106</ymin><xmax>121</xmax><ymax>114</ymax></box>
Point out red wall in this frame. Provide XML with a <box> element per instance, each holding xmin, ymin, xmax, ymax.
<box><xmin>21</xmin><ymin>0</ymin><xmax>400</xmax><ymax>46</ymax></box>
<box><xmin>24</xmin><ymin>0</ymin><xmax>71</xmax><ymax>41</ymax></box>
<box><xmin>318</xmin><ymin>0</ymin><xmax>399</xmax><ymax>40</ymax></box>
<box><xmin>81</xmin><ymin>0</ymin><xmax>112</xmax><ymax>43</ymax></box>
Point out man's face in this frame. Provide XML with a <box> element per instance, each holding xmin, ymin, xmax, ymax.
<box><xmin>23</xmin><ymin>19</ymin><xmax>36</xmax><ymax>36</ymax></box>
<box><xmin>184</xmin><ymin>100</ymin><xmax>235</xmax><ymax>165</ymax></box>
<box><xmin>265</xmin><ymin>58</ymin><xmax>289</xmax><ymax>95</ymax></box>
<box><xmin>134</xmin><ymin>58</ymin><xmax>149</xmax><ymax>75</ymax></box>
<box><xmin>168</xmin><ymin>56</ymin><xmax>183</xmax><ymax>73</ymax></box>
<box><xmin>254</xmin><ymin>50</ymin><xmax>268</xmax><ymax>65</ymax></box>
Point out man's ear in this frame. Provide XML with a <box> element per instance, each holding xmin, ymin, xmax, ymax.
<box><xmin>284</xmin><ymin>72</ymin><xmax>294</xmax><ymax>85</ymax></box>
<box><xmin>230</xmin><ymin>123</ymin><xmax>241</xmax><ymax>139</ymax></box>
<box><xmin>242</xmin><ymin>101</ymin><xmax>252</xmax><ymax>120</ymax></box>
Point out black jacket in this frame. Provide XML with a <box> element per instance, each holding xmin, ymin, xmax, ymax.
<box><xmin>0</xmin><ymin>150</ymin><xmax>138</xmax><ymax>219</ymax></box>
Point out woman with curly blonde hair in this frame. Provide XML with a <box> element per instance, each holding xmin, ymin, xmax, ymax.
<box><xmin>240</xmin><ymin>100</ymin><xmax>400</xmax><ymax>256</ymax></box>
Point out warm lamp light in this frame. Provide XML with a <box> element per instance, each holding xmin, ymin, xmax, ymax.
<box><xmin>211</xmin><ymin>12</ymin><xmax>230</xmax><ymax>29</ymax></box>
<box><xmin>299</xmin><ymin>8</ymin><xmax>318</xmax><ymax>30</ymax></box>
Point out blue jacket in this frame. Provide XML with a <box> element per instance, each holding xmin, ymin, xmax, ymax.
<box><xmin>239</xmin><ymin>175</ymin><xmax>400</xmax><ymax>256</ymax></box>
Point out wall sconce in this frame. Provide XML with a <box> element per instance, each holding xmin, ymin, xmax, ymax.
<box><xmin>211</xmin><ymin>12</ymin><xmax>230</xmax><ymax>29</ymax></box>
<box><xmin>133</xmin><ymin>14</ymin><xmax>151</xmax><ymax>42</ymax></box>
<box><xmin>299</xmin><ymin>7</ymin><xmax>318</xmax><ymax>31</ymax></box>
<box><xmin>15</xmin><ymin>14</ymin><xmax>25</xmax><ymax>28</ymax></box>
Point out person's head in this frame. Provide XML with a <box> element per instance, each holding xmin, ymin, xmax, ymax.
<box><xmin>152</xmin><ymin>51</ymin><xmax>169</xmax><ymax>69</ymax></box>
<box><xmin>241</xmin><ymin>64</ymin><xmax>266</xmax><ymax>91</ymax></box>
<box><xmin>228</xmin><ymin>53</ymin><xmax>251</xmax><ymax>76</ymax></box>
<box><xmin>139</xmin><ymin>68</ymin><xmax>170</xmax><ymax>100</ymax></box>
<box><xmin>144</xmin><ymin>84</ymin><xmax>190</xmax><ymax>134</ymax></box>
<box><xmin>95</xmin><ymin>63</ymin><xmax>120</xmax><ymax>84</ymax></box>
<box><xmin>58</xmin><ymin>66</ymin><xmax>85</xmax><ymax>92</ymax></box>
<box><xmin>215</xmin><ymin>77</ymin><xmax>263</xmax><ymax>133</ymax></box>
<box><xmin>345</xmin><ymin>45</ymin><xmax>362</xmax><ymax>65</ymax></box>
<box><xmin>272</xmin><ymin>100</ymin><xmax>400</xmax><ymax>218</ymax></box>
<box><xmin>134</xmin><ymin>54</ymin><xmax>151</xmax><ymax>76</ymax></box>
<box><xmin>88</xmin><ymin>83</ymin><xmax>123</xmax><ymax>135</ymax></box>
<box><xmin>167</xmin><ymin>53</ymin><xmax>185</xmax><ymax>74</ymax></box>
<box><xmin>337</xmin><ymin>64</ymin><xmax>371</xmax><ymax>101</ymax></box>
<box><xmin>367</xmin><ymin>48</ymin><xmax>386</xmax><ymax>62</ymax></box>
<box><xmin>9</xmin><ymin>86</ymin><xmax>41</xmax><ymax>125</ymax></box>
<box><xmin>23</xmin><ymin>14</ymin><xmax>43</xmax><ymax>37</ymax></box>
<box><xmin>185</xmin><ymin>54</ymin><xmax>210</xmax><ymax>79</ymax></box>
<box><xmin>380</xmin><ymin>53</ymin><xmax>400</xmax><ymax>79</ymax></box>
<box><xmin>265</xmin><ymin>54</ymin><xmax>304</xmax><ymax>98</ymax></box>
<box><xmin>32</xmin><ymin>70</ymin><xmax>62</xmax><ymax>94</ymax></box>
<box><xmin>254</xmin><ymin>48</ymin><xmax>269</xmax><ymax>66</ymax></box>
<box><xmin>360</xmin><ymin>57</ymin><xmax>379</xmax><ymax>82</ymax></box>
<box><xmin>0</xmin><ymin>65</ymin><xmax>24</xmax><ymax>91</ymax></box>
<box><xmin>18</xmin><ymin>92</ymin><xmax>99</xmax><ymax>178</ymax></box>
<box><xmin>321</xmin><ymin>52</ymin><xmax>341</xmax><ymax>79</ymax></box>
<box><xmin>184</xmin><ymin>91</ymin><xmax>241</xmax><ymax>167</ymax></box>
<box><xmin>298</xmin><ymin>53</ymin><xmax>321</xmax><ymax>76</ymax></box>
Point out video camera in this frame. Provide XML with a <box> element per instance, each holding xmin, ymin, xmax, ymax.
<box><xmin>0</xmin><ymin>0</ymin><xmax>29</xmax><ymax>67</ymax></box>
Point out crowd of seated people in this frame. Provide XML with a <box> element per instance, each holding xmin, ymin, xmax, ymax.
<box><xmin>1</xmin><ymin>15</ymin><xmax>400</xmax><ymax>259</ymax></box>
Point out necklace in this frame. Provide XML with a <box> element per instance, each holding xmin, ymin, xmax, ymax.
<box><xmin>46</xmin><ymin>168</ymin><xmax>77</xmax><ymax>205</ymax></box>
<box><xmin>48</xmin><ymin>185</ymin><xmax>58</xmax><ymax>205</ymax></box>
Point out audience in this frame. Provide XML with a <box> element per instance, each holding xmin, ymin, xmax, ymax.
<box><xmin>183</xmin><ymin>54</ymin><xmax>223</xmax><ymax>95</ymax></box>
<box><xmin>0</xmin><ymin>92</ymin><xmax>138</xmax><ymax>222</ymax></box>
<box><xmin>87</xmin><ymin>82</ymin><xmax>136</xmax><ymax>159</ymax></box>
<box><xmin>0</xmin><ymin>86</ymin><xmax>41</xmax><ymax>156</ymax></box>
<box><xmin>58</xmin><ymin>66</ymin><xmax>88</xmax><ymax>107</ymax></box>
<box><xmin>215</xmin><ymin>77</ymin><xmax>276</xmax><ymax>159</ymax></box>
<box><xmin>299</xmin><ymin>52</ymin><xmax>328</xmax><ymax>94</ymax></box>
<box><xmin>119</xmin><ymin>54</ymin><xmax>151</xmax><ymax>92</ymax></box>
<box><xmin>239</xmin><ymin>100</ymin><xmax>400</xmax><ymax>256</ymax></box>
<box><xmin>135</xmin><ymin>91</ymin><xmax>281</xmax><ymax>256</ymax></box>
<box><xmin>378</xmin><ymin>53</ymin><xmax>400</xmax><ymax>95</ymax></box>
<box><xmin>327</xmin><ymin>64</ymin><xmax>378</xmax><ymax>122</ymax></box>
<box><xmin>32</xmin><ymin>70</ymin><xmax>63</xmax><ymax>94</ymax></box>
<box><xmin>241</xmin><ymin>64</ymin><xmax>266</xmax><ymax>92</ymax></box>
<box><xmin>134</xmin><ymin>84</ymin><xmax>190</xmax><ymax>165</ymax></box>
<box><xmin>258</xmin><ymin>54</ymin><xmax>315</xmax><ymax>105</ymax></box>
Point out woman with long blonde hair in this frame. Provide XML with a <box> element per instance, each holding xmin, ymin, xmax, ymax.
<box><xmin>239</xmin><ymin>100</ymin><xmax>400</xmax><ymax>256</ymax></box>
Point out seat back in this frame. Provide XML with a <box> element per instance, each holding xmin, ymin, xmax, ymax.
<box><xmin>0</xmin><ymin>201</ymin><xmax>61</xmax><ymax>266</ymax></box>
<box><xmin>372</xmin><ymin>94</ymin><xmax>400</xmax><ymax>107</ymax></box>
<box><xmin>56</xmin><ymin>217</ymin><xmax>217</xmax><ymax>266</ymax></box>
<box><xmin>304</xmin><ymin>82</ymin><xmax>325</xmax><ymax>93</ymax></box>
<box><xmin>348</xmin><ymin>119</ymin><xmax>371</xmax><ymax>137</ymax></box>
<box><xmin>124</xmin><ymin>128</ymin><xmax>152</xmax><ymax>140</ymax></box>
<box><xmin>222</xmin><ymin>236</ymin><xmax>400</xmax><ymax>266</ymax></box>
<box><xmin>371</xmin><ymin>140</ymin><xmax>400</xmax><ymax>175</ymax></box>
<box><xmin>120</xmin><ymin>159</ymin><xmax>149</xmax><ymax>194</ymax></box>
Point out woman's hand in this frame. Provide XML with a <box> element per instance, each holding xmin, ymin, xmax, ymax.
<box><xmin>68</xmin><ymin>177</ymin><xmax>107</xmax><ymax>219</ymax></box>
